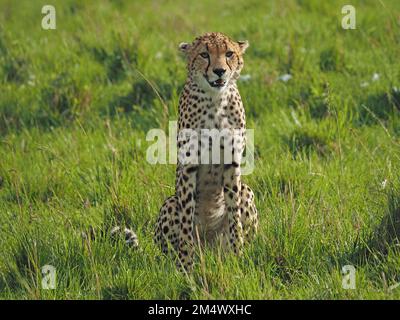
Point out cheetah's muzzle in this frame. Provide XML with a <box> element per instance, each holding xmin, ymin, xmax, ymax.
<box><xmin>206</xmin><ymin>77</ymin><xmax>226</xmax><ymax>88</ymax></box>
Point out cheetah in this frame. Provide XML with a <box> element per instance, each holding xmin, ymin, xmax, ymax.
<box><xmin>154</xmin><ymin>32</ymin><xmax>259</xmax><ymax>271</ymax></box>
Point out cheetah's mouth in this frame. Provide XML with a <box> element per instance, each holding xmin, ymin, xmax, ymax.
<box><xmin>206</xmin><ymin>77</ymin><xmax>226</xmax><ymax>88</ymax></box>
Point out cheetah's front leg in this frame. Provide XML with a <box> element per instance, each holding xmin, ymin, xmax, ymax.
<box><xmin>222</xmin><ymin>128</ymin><xmax>246</xmax><ymax>254</ymax></box>
<box><xmin>223</xmin><ymin>162</ymin><xmax>244</xmax><ymax>255</ymax></box>
<box><xmin>176</xmin><ymin>165</ymin><xmax>197</xmax><ymax>271</ymax></box>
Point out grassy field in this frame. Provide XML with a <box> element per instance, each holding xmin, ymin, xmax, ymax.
<box><xmin>0</xmin><ymin>0</ymin><xmax>400</xmax><ymax>299</ymax></box>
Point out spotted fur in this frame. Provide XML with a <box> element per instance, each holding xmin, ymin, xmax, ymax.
<box><xmin>154</xmin><ymin>32</ymin><xmax>259</xmax><ymax>272</ymax></box>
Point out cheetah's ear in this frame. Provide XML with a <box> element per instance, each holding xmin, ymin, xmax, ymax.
<box><xmin>179</xmin><ymin>42</ymin><xmax>191</xmax><ymax>54</ymax></box>
<box><xmin>237</xmin><ymin>40</ymin><xmax>249</xmax><ymax>54</ymax></box>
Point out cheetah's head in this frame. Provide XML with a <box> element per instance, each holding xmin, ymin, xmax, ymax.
<box><xmin>179</xmin><ymin>32</ymin><xmax>249</xmax><ymax>92</ymax></box>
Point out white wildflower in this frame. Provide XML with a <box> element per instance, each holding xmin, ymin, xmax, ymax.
<box><xmin>278</xmin><ymin>74</ymin><xmax>292</xmax><ymax>82</ymax></box>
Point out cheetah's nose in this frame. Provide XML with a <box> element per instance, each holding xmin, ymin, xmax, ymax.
<box><xmin>213</xmin><ymin>68</ymin><xmax>226</xmax><ymax>77</ymax></box>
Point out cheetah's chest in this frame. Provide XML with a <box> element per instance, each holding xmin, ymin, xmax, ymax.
<box><xmin>191</xmin><ymin>98</ymin><xmax>235</xmax><ymax>242</ymax></box>
<box><xmin>178</xmin><ymin>86</ymin><xmax>245</xmax><ymax>242</ymax></box>
<box><xmin>193</xmin><ymin>168</ymin><xmax>226</xmax><ymax>245</ymax></box>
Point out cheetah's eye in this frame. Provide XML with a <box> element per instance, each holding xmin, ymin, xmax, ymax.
<box><xmin>200</xmin><ymin>52</ymin><xmax>209</xmax><ymax>59</ymax></box>
<box><xmin>226</xmin><ymin>51</ymin><xmax>234</xmax><ymax>58</ymax></box>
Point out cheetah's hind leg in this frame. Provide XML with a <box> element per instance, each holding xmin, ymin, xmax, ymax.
<box><xmin>240</xmin><ymin>183</ymin><xmax>259</xmax><ymax>242</ymax></box>
<box><xmin>154</xmin><ymin>195</ymin><xmax>180</xmax><ymax>255</ymax></box>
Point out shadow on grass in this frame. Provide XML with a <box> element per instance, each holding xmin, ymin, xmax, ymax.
<box><xmin>0</xmin><ymin>229</ymin><xmax>90</xmax><ymax>297</ymax></box>
<box><xmin>102</xmin><ymin>284</ymin><xmax>130</xmax><ymax>300</ymax></box>
<box><xmin>0</xmin><ymin>31</ymin><xmax>30</xmax><ymax>84</ymax></box>
<box><xmin>0</xmin><ymin>75</ymin><xmax>172</xmax><ymax>136</ymax></box>
<box><xmin>90</xmin><ymin>44</ymin><xmax>138</xmax><ymax>83</ymax></box>
<box><xmin>358</xmin><ymin>88</ymin><xmax>400</xmax><ymax>126</ymax></box>
<box><xmin>105</xmin><ymin>79</ymin><xmax>174</xmax><ymax>131</ymax></box>
<box><xmin>341</xmin><ymin>185</ymin><xmax>400</xmax><ymax>269</ymax></box>
<box><xmin>0</xmin><ymin>233</ymin><xmax>50</xmax><ymax>296</ymax></box>
<box><xmin>254</xmin><ymin>174</ymin><xmax>300</xmax><ymax>200</ymax></box>
<box><xmin>108</xmin><ymin>79</ymin><xmax>174</xmax><ymax>114</ymax></box>
<box><xmin>319</xmin><ymin>46</ymin><xmax>344</xmax><ymax>72</ymax></box>
<box><xmin>284</xmin><ymin>127</ymin><xmax>336</xmax><ymax>159</ymax></box>
<box><xmin>0</xmin><ymin>39</ymin><xmax>171</xmax><ymax>135</ymax></box>
<box><xmin>0</xmin><ymin>242</ymin><xmax>34</xmax><ymax>293</ymax></box>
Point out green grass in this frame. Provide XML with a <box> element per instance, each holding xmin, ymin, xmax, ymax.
<box><xmin>1</xmin><ymin>0</ymin><xmax>400</xmax><ymax>299</ymax></box>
